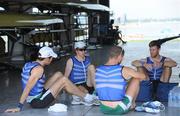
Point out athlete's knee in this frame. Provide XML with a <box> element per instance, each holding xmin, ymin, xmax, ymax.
<box><xmin>54</xmin><ymin>71</ymin><xmax>63</xmax><ymax>78</ymax></box>
<box><xmin>59</xmin><ymin>76</ymin><xmax>69</xmax><ymax>84</ymax></box>
<box><xmin>163</xmin><ymin>66</ymin><xmax>172</xmax><ymax>71</ymax></box>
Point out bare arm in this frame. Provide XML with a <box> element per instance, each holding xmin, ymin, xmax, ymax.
<box><xmin>5</xmin><ymin>66</ymin><xmax>44</xmax><ymax>113</ymax></box>
<box><xmin>131</xmin><ymin>59</ymin><xmax>146</xmax><ymax>67</ymax></box>
<box><xmin>87</xmin><ymin>65</ymin><xmax>96</xmax><ymax>87</ymax></box>
<box><xmin>122</xmin><ymin>66</ymin><xmax>146</xmax><ymax>80</ymax></box>
<box><xmin>64</xmin><ymin>58</ymin><xmax>73</xmax><ymax>78</ymax></box>
<box><xmin>164</xmin><ymin>58</ymin><xmax>177</xmax><ymax>67</ymax></box>
<box><xmin>131</xmin><ymin>60</ymin><xmax>142</xmax><ymax>67</ymax></box>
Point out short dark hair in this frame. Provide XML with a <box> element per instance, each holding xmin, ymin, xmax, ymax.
<box><xmin>29</xmin><ymin>47</ymin><xmax>39</xmax><ymax>61</ymax></box>
<box><xmin>108</xmin><ymin>46</ymin><xmax>124</xmax><ymax>59</ymax></box>
<box><xmin>149</xmin><ymin>40</ymin><xmax>161</xmax><ymax>48</ymax></box>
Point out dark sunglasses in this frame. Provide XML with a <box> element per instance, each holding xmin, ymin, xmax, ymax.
<box><xmin>78</xmin><ymin>48</ymin><xmax>86</xmax><ymax>51</ymax></box>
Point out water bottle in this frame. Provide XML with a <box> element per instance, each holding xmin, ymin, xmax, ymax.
<box><xmin>168</xmin><ymin>83</ymin><xmax>180</xmax><ymax>107</ymax></box>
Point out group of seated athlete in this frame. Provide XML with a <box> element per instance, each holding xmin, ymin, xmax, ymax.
<box><xmin>5</xmin><ymin>40</ymin><xmax>177</xmax><ymax>115</ymax></box>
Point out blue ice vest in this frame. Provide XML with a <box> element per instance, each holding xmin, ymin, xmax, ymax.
<box><xmin>146</xmin><ymin>56</ymin><xmax>166</xmax><ymax>80</ymax></box>
<box><xmin>21</xmin><ymin>62</ymin><xmax>46</xmax><ymax>96</ymax></box>
<box><xmin>69</xmin><ymin>56</ymin><xmax>90</xmax><ymax>84</ymax></box>
<box><xmin>95</xmin><ymin>65</ymin><xmax>127</xmax><ymax>101</ymax></box>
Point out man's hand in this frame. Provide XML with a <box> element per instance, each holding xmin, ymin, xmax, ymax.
<box><xmin>143</xmin><ymin>63</ymin><xmax>153</xmax><ymax>71</ymax></box>
<box><xmin>131</xmin><ymin>60</ymin><xmax>143</xmax><ymax>67</ymax></box>
<box><xmin>5</xmin><ymin>108</ymin><xmax>21</xmax><ymax>113</ymax></box>
<box><xmin>153</xmin><ymin>60</ymin><xmax>163</xmax><ymax>68</ymax></box>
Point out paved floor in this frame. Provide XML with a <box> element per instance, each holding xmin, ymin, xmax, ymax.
<box><xmin>0</xmin><ymin>41</ymin><xmax>180</xmax><ymax>116</ymax></box>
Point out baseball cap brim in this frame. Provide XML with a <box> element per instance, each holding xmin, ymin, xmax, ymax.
<box><xmin>38</xmin><ymin>46</ymin><xmax>58</xmax><ymax>58</ymax></box>
<box><xmin>50</xmin><ymin>51</ymin><xmax>58</xmax><ymax>58</ymax></box>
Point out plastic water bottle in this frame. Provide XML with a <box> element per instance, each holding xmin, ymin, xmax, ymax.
<box><xmin>168</xmin><ymin>83</ymin><xmax>180</xmax><ymax>107</ymax></box>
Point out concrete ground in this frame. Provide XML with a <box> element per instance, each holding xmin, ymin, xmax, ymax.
<box><xmin>0</xmin><ymin>41</ymin><xmax>180</xmax><ymax>116</ymax></box>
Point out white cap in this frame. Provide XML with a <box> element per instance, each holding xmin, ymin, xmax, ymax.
<box><xmin>38</xmin><ymin>46</ymin><xmax>57</xmax><ymax>58</ymax></box>
<box><xmin>74</xmin><ymin>41</ymin><xmax>86</xmax><ymax>49</ymax></box>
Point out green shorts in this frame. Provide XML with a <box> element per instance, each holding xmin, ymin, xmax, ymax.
<box><xmin>100</xmin><ymin>96</ymin><xmax>131</xmax><ymax>115</ymax></box>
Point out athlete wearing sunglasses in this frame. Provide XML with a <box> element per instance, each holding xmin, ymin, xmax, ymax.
<box><xmin>77</xmin><ymin>48</ymin><xmax>86</xmax><ymax>51</ymax></box>
<box><xmin>64</xmin><ymin>41</ymin><xmax>98</xmax><ymax>105</ymax></box>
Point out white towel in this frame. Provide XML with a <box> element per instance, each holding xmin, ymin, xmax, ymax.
<box><xmin>48</xmin><ymin>103</ymin><xmax>67</xmax><ymax>112</ymax></box>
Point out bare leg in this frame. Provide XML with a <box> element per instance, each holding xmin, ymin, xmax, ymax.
<box><xmin>160</xmin><ymin>67</ymin><xmax>172</xmax><ymax>82</ymax></box>
<box><xmin>44</xmin><ymin>71</ymin><xmax>63</xmax><ymax>90</ymax></box>
<box><xmin>75</xmin><ymin>65</ymin><xmax>96</xmax><ymax>94</ymax></box>
<box><xmin>137</xmin><ymin>67</ymin><xmax>149</xmax><ymax>80</ymax></box>
<box><xmin>126</xmin><ymin>78</ymin><xmax>141</xmax><ymax>108</ymax></box>
<box><xmin>78</xmin><ymin>86</ymin><xmax>88</xmax><ymax>93</ymax></box>
<box><xmin>48</xmin><ymin>77</ymin><xmax>86</xmax><ymax>98</ymax></box>
<box><xmin>86</xmin><ymin>65</ymin><xmax>96</xmax><ymax>87</ymax></box>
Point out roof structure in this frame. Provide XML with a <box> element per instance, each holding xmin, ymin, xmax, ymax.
<box><xmin>65</xmin><ymin>2</ymin><xmax>110</xmax><ymax>12</ymax></box>
<box><xmin>0</xmin><ymin>13</ymin><xmax>63</xmax><ymax>27</ymax></box>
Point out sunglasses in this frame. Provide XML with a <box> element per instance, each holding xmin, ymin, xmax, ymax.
<box><xmin>77</xmin><ymin>48</ymin><xmax>86</xmax><ymax>51</ymax></box>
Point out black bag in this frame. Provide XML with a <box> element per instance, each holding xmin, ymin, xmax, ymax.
<box><xmin>156</xmin><ymin>82</ymin><xmax>178</xmax><ymax>102</ymax></box>
<box><xmin>136</xmin><ymin>80</ymin><xmax>153</xmax><ymax>102</ymax></box>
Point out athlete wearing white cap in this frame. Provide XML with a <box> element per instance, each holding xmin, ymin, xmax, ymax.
<box><xmin>65</xmin><ymin>41</ymin><xmax>98</xmax><ymax>105</ymax></box>
<box><xmin>5</xmin><ymin>46</ymin><xmax>96</xmax><ymax>113</ymax></box>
